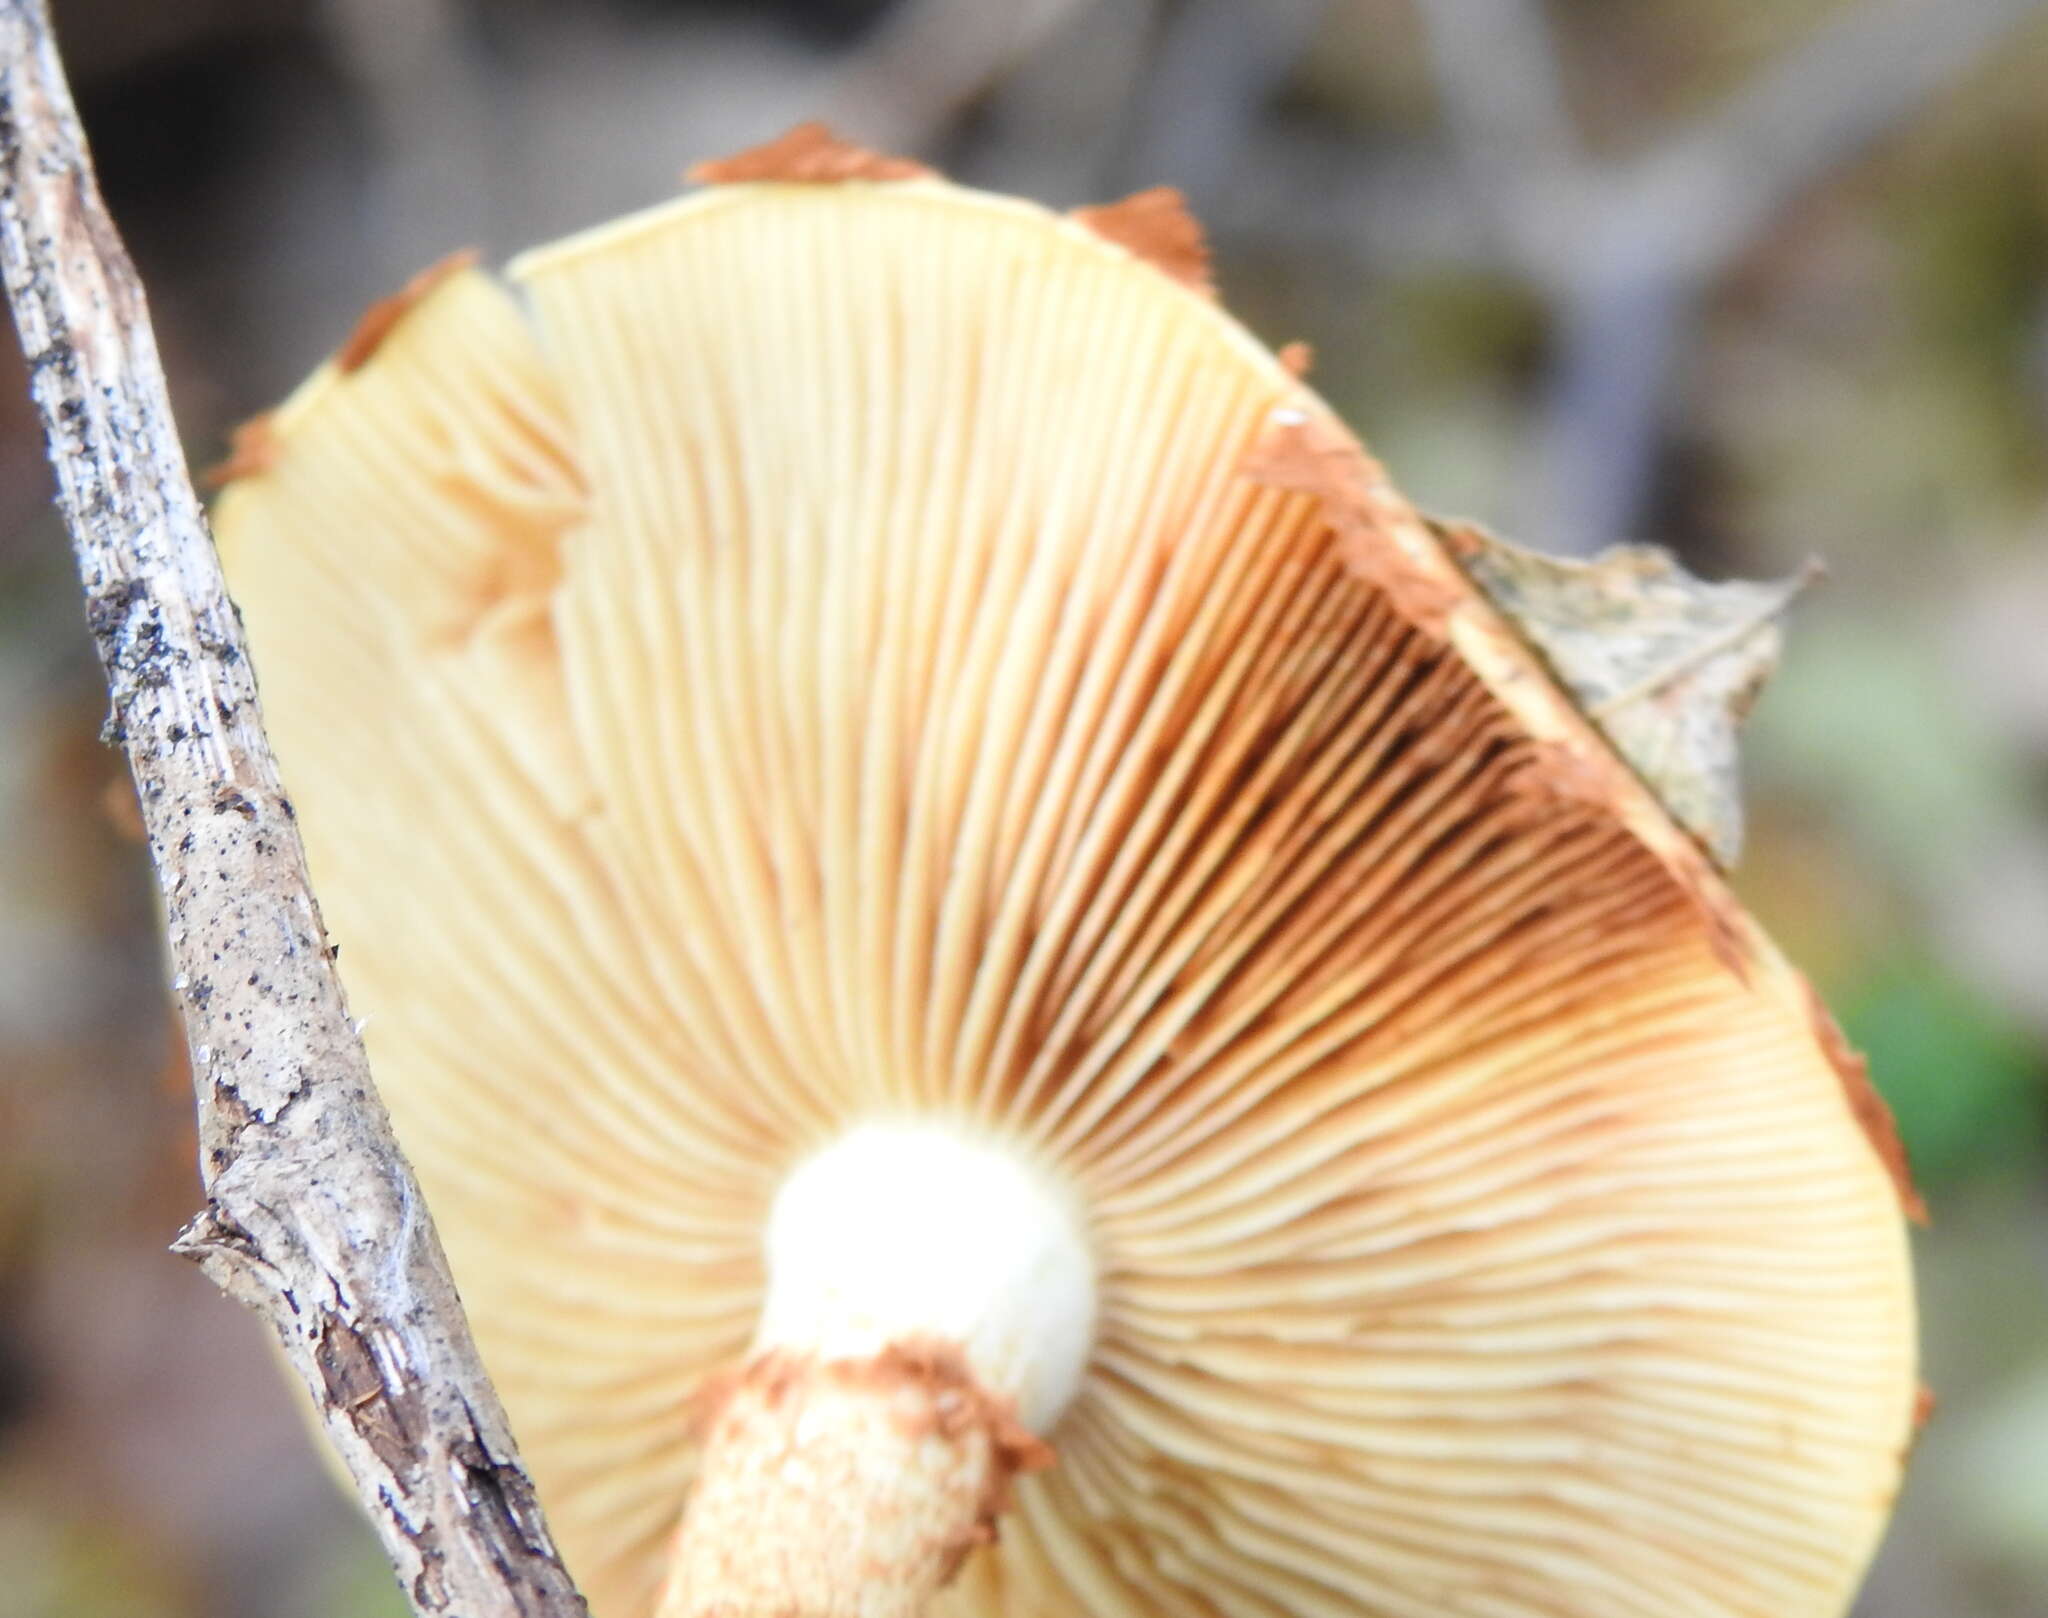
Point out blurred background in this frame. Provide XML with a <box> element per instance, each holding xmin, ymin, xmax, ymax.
<box><xmin>2</xmin><ymin>0</ymin><xmax>2046</xmax><ymax>1614</ymax></box>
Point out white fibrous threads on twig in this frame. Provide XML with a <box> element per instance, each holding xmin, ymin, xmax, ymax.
<box><xmin>0</xmin><ymin>4</ymin><xmax>587</xmax><ymax>1615</ymax></box>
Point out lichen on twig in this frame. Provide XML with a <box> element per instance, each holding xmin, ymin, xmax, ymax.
<box><xmin>0</xmin><ymin>3</ymin><xmax>587</xmax><ymax>1614</ymax></box>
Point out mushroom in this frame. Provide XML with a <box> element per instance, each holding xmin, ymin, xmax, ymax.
<box><xmin>211</xmin><ymin>127</ymin><xmax>1919</xmax><ymax>1618</ymax></box>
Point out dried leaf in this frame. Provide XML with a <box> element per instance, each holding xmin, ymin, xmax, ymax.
<box><xmin>1437</xmin><ymin>521</ymin><xmax>1811</xmax><ymax>867</ymax></box>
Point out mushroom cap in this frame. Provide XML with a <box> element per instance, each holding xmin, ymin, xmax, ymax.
<box><xmin>213</xmin><ymin>160</ymin><xmax>1918</xmax><ymax>1618</ymax></box>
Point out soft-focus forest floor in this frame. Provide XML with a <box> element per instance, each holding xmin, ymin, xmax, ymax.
<box><xmin>2</xmin><ymin>3</ymin><xmax>2045</xmax><ymax>1615</ymax></box>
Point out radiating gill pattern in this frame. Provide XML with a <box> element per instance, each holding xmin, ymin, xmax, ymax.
<box><xmin>215</xmin><ymin>178</ymin><xmax>1915</xmax><ymax>1618</ymax></box>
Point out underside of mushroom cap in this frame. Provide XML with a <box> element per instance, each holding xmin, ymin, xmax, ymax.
<box><xmin>213</xmin><ymin>151</ymin><xmax>1917</xmax><ymax>1618</ymax></box>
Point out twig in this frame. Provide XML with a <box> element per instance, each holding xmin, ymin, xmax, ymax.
<box><xmin>1619</xmin><ymin>0</ymin><xmax>2048</xmax><ymax>289</ymax></box>
<box><xmin>821</xmin><ymin>0</ymin><xmax>1101</xmax><ymax>155</ymax></box>
<box><xmin>1115</xmin><ymin>0</ymin><xmax>1328</xmax><ymax>198</ymax></box>
<box><xmin>1411</xmin><ymin>0</ymin><xmax>1582</xmax><ymax>289</ymax></box>
<box><xmin>1414</xmin><ymin>0</ymin><xmax>2048</xmax><ymax>555</ymax></box>
<box><xmin>0</xmin><ymin>5</ymin><xmax>589</xmax><ymax>1615</ymax></box>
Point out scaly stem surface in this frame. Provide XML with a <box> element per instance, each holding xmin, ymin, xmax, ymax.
<box><xmin>660</xmin><ymin>1345</ymin><xmax>1049</xmax><ymax>1618</ymax></box>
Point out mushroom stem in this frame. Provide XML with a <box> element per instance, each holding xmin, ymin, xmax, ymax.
<box><xmin>658</xmin><ymin>1345</ymin><xmax>1051</xmax><ymax>1618</ymax></box>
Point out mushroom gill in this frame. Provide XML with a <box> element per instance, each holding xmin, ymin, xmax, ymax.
<box><xmin>212</xmin><ymin>144</ymin><xmax>1918</xmax><ymax>1618</ymax></box>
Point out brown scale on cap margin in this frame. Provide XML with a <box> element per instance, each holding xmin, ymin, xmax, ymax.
<box><xmin>1801</xmin><ymin>975</ymin><xmax>1928</xmax><ymax>1224</ymax></box>
<box><xmin>1898</xmin><ymin>1382</ymin><xmax>1939</xmax><ymax>1468</ymax></box>
<box><xmin>1239</xmin><ymin>408</ymin><xmax>1465</xmax><ymax>637</ymax></box>
<box><xmin>202</xmin><ymin>409</ymin><xmax>281</xmax><ymax>488</ymax></box>
<box><xmin>1069</xmin><ymin>187</ymin><xmax>1213</xmax><ymax>297</ymax></box>
<box><xmin>335</xmin><ymin>248</ymin><xmax>482</xmax><ymax>374</ymax></box>
<box><xmin>689</xmin><ymin>122</ymin><xmax>932</xmax><ymax>186</ymax></box>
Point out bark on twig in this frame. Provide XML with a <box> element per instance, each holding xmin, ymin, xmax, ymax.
<box><xmin>0</xmin><ymin>5</ymin><xmax>589</xmax><ymax>1615</ymax></box>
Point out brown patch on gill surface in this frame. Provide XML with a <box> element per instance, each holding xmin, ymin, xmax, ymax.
<box><xmin>1506</xmin><ymin>738</ymin><xmax>1757</xmax><ymax>984</ymax></box>
<box><xmin>1007</xmin><ymin>512</ymin><xmax>1710</xmax><ymax>1180</ymax></box>
<box><xmin>688</xmin><ymin>121</ymin><xmax>932</xmax><ymax>185</ymax></box>
<box><xmin>967</xmin><ymin>408</ymin><xmax>1764</xmax><ymax>1168</ymax></box>
<box><xmin>1801</xmin><ymin>974</ymin><xmax>1927</xmax><ymax>1224</ymax></box>
<box><xmin>1070</xmin><ymin>187</ymin><xmax>1213</xmax><ymax>296</ymax></box>
<box><xmin>202</xmin><ymin>409</ymin><xmax>281</xmax><ymax>488</ymax></box>
<box><xmin>334</xmin><ymin>249</ymin><xmax>482</xmax><ymax>374</ymax></box>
